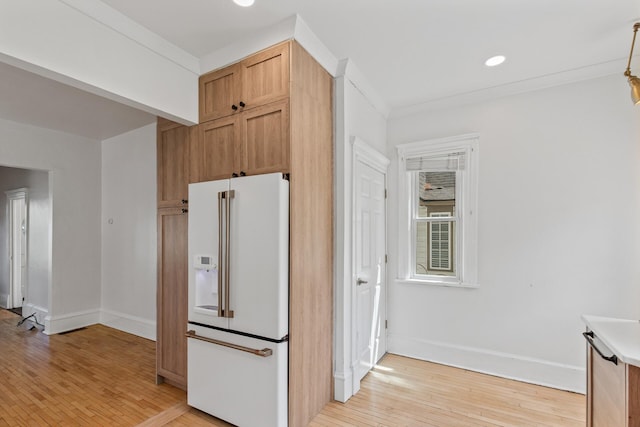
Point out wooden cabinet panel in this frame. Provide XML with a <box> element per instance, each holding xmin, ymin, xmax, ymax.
<box><xmin>241</xmin><ymin>100</ymin><xmax>289</xmax><ymax>176</ymax></box>
<box><xmin>587</xmin><ymin>338</ymin><xmax>640</xmax><ymax>427</ymax></box>
<box><xmin>590</xmin><ymin>345</ymin><xmax>626</xmax><ymax>426</ymax></box>
<box><xmin>241</xmin><ymin>42</ymin><xmax>290</xmax><ymax>109</ymax></box>
<box><xmin>629</xmin><ymin>365</ymin><xmax>640</xmax><ymax>426</ymax></box>
<box><xmin>157</xmin><ymin>120</ymin><xmax>190</xmax><ymax>208</ymax></box>
<box><xmin>199</xmin><ymin>116</ymin><xmax>240</xmax><ymax>181</ymax></box>
<box><xmin>199</xmin><ymin>63</ymin><xmax>241</xmax><ymax>123</ymax></box>
<box><xmin>157</xmin><ymin>207</ymin><xmax>188</xmax><ymax>389</ymax></box>
<box><xmin>287</xmin><ymin>41</ymin><xmax>333</xmax><ymax>427</ymax></box>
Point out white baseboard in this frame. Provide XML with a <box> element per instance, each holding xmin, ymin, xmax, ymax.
<box><xmin>100</xmin><ymin>309</ymin><xmax>156</xmax><ymax>341</ymax></box>
<box><xmin>44</xmin><ymin>309</ymin><xmax>100</xmax><ymax>335</ymax></box>
<box><xmin>388</xmin><ymin>334</ymin><xmax>585</xmax><ymax>394</ymax></box>
<box><xmin>22</xmin><ymin>303</ymin><xmax>48</xmax><ymax>328</ymax></box>
<box><xmin>0</xmin><ymin>293</ymin><xmax>7</xmax><ymax>309</ymax></box>
<box><xmin>333</xmin><ymin>369</ymin><xmax>354</xmax><ymax>403</ymax></box>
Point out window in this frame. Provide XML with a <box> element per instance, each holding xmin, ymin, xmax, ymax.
<box><xmin>397</xmin><ymin>134</ymin><xmax>478</xmax><ymax>287</ymax></box>
<box><xmin>428</xmin><ymin>211</ymin><xmax>452</xmax><ymax>272</ymax></box>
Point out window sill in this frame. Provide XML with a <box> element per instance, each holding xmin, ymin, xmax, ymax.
<box><xmin>395</xmin><ymin>278</ymin><xmax>479</xmax><ymax>289</ymax></box>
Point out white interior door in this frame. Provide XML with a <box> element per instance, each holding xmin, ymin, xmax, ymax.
<box><xmin>7</xmin><ymin>189</ymin><xmax>27</xmax><ymax>309</ymax></box>
<box><xmin>354</xmin><ymin>159</ymin><xmax>387</xmax><ymax>383</ymax></box>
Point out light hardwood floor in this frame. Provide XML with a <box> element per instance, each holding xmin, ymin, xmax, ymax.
<box><xmin>0</xmin><ymin>310</ymin><xmax>585</xmax><ymax>426</ymax></box>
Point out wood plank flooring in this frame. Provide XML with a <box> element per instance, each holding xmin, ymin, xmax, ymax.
<box><xmin>311</xmin><ymin>355</ymin><xmax>585</xmax><ymax>427</ymax></box>
<box><xmin>0</xmin><ymin>310</ymin><xmax>585</xmax><ymax>426</ymax></box>
<box><xmin>0</xmin><ymin>310</ymin><xmax>228</xmax><ymax>426</ymax></box>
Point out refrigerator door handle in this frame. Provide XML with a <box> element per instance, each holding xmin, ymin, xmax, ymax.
<box><xmin>217</xmin><ymin>191</ymin><xmax>224</xmax><ymax>318</ymax></box>
<box><xmin>225</xmin><ymin>190</ymin><xmax>235</xmax><ymax>318</ymax></box>
<box><xmin>186</xmin><ymin>330</ymin><xmax>272</xmax><ymax>357</ymax></box>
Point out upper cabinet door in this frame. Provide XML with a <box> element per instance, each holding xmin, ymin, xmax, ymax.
<box><xmin>199</xmin><ymin>63</ymin><xmax>242</xmax><ymax>123</ymax></box>
<box><xmin>240</xmin><ymin>99</ymin><xmax>290</xmax><ymax>176</ymax></box>
<box><xmin>240</xmin><ymin>42</ymin><xmax>290</xmax><ymax>111</ymax></box>
<box><xmin>158</xmin><ymin>119</ymin><xmax>191</xmax><ymax>208</ymax></box>
<box><xmin>198</xmin><ymin>116</ymin><xmax>241</xmax><ymax>182</ymax></box>
<box><xmin>199</xmin><ymin>42</ymin><xmax>290</xmax><ymax>124</ymax></box>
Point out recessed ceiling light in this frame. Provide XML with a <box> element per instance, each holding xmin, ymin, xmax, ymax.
<box><xmin>485</xmin><ymin>55</ymin><xmax>506</xmax><ymax>67</ymax></box>
<box><xmin>233</xmin><ymin>0</ymin><xmax>254</xmax><ymax>6</ymax></box>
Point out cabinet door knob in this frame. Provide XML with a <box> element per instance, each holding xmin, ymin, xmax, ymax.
<box><xmin>181</xmin><ymin>208</ymin><xmax>188</xmax><ymax>214</ymax></box>
<box><xmin>239</xmin><ymin>171</ymin><xmax>246</xmax><ymax>176</ymax></box>
<box><xmin>231</xmin><ymin>104</ymin><xmax>238</xmax><ymax>111</ymax></box>
<box><xmin>181</xmin><ymin>199</ymin><xmax>188</xmax><ymax>204</ymax></box>
<box><xmin>232</xmin><ymin>172</ymin><xmax>239</xmax><ymax>177</ymax></box>
<box><xmin>239</xmin><ymin>101</ymin><xmax>246</xmax><ymax>108</ymax></box>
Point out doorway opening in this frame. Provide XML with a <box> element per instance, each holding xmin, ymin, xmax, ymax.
<box><xmin>0</xmin><ymin>166</ymin><xmax>50</xmax><ymax>326</ymax></box>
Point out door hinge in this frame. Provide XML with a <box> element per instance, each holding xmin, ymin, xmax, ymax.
<box><xmin>385</xmin><ymin>254</ymin><xmax>388</xmax><ymax>263</ymax></box>
<box><xmin>385</xmin><ymin>320</ymin><xmax>388</xmax><ymax>329</ymax></box>
<box><xmin>384</xmin><ymin>188</ymin><xmax>387</xmax><ymax>199</ymax></box>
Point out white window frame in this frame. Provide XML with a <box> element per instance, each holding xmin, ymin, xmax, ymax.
<box><xmin>396</xmin><ymin>134</ymin><xmax>479</xmax><ymax>288</ymax></box>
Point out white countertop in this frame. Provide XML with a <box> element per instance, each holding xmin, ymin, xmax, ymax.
<box><xmin>582</xmin><ymin>315</ymin><xmax>640</xmax><ymax>367</ymax></box>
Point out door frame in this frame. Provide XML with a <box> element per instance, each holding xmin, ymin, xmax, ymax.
<box><xmin>6</xmin><ymin>188</ymin><xmax>28</xmax><ymax>309</ymax></box>
<box><xmin>350</xmin><ymin>137</ymin><xmax>390</xmax><ymax>396</ymax></box>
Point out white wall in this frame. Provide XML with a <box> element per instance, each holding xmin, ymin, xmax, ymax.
<box><xmin>386</xmin><ymin>74</ymin><xmax>640</xmax><ymax>393</ymax></box>
<box><xmin>101</xmin><ymin>123</ymin><xmax>157</xmax><ymax>340</ymax></box>
<box><xmin>0</xmin><ymin>166</ymin><xmax>50</xmax><ymax>316</ymax></box>
<box><xmin>334</xmin><ymin>64</ymin><xmax>388</xmax><ymax>402</ymax></box>
<box><xmin>0</xmin><ymin>117</ymin><xmax>102</xmax><ymax>334</ymax></box>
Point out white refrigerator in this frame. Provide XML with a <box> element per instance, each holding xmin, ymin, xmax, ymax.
<box><xmin>186</xmin><ymin>172</ymin><xmax>289</xmax><ymax>427</ymax></box>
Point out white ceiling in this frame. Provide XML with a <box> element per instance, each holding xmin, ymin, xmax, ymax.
<box><xmin>0</xmin><ymin>61</ymin><xmax>155</xmax><ymax>140</ymax></box>
<box><xmin>101</xmin><ymin>0</ymin><xmax>640</xmax><ymax>109</ymax></box>
<box><xmin>2</xmin><ymin>0</ymin><xmax>640</xmax><ymax>139</ymax></box>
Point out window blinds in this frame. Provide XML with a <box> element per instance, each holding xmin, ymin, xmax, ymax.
<box><xmin>405</xmin><ymin>152</ymin><xmax>466</xmax><ymax>171</ymax></box>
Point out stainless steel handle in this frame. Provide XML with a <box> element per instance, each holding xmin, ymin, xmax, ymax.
<box><xmin>225</xmin><ymin>190</ymin><xmax>235</xmax><ymax>318</ymax></box>
<box><xmin>357</xmin><ymin>278</ymin><xmax>368</xmax><ymax>286</ymax></box>
<box><xmin>217</xmin><ymin>191</ymin><xmax>224</xmax><ymax>318</ymax></box>
<box><xmin>186</xmin><ymin>330</ymin><xmax>272</xmax><ymax>357</ymax></box>
<box><xmin>583</xmin><ymin>331</ymin><xmax>618</xmax><ymax>365</ymax></box>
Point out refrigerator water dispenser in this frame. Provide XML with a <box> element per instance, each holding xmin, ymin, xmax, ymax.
<box><xmin>194</xmin><ymin>255</ymin><xmax>218</xmax><ymax>312</ymax></box>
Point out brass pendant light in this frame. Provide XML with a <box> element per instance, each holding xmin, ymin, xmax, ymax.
<box><xmin>624</xmin><ymin>23</ymin><xmax>640</xmax><ymax>105</ymax></box>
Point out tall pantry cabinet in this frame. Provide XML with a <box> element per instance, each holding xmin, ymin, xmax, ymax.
<box><xmin>156</xmin><ymin>118</ymin><xmax>195</xmax><ymax>389</ymax></box>
<box><xmin>156</xmin><ymin>41</ymin><xmax>333</xmax><ymax>425</ymax></box>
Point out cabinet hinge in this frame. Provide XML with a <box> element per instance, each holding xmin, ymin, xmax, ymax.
<box><xmin>385</xmin><ymin>188</ymin><xmax>387</xmax><ymax>199</ymax></box>
<box><xmin>385</xmin><ymin>320</ymin><xmax>388</xmax><ymax>329</ymax></box>
<box><xmin>385</xmin><ymin>254</ymin><xmax>388</xmax><ymax>263</ymax></box>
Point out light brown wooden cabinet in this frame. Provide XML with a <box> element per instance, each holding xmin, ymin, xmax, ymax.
<box><xmin>156</xmin><ymin>207</ymin><xmax>188</xmax><ymax>389</ymax></box>
<box><xmin>157</xmin><ymin>119</ymin><xmax>192</xmax><ymax>208</ymax></box>
<box><xmin>156</xmin><ymin>118</ymin><xmax>195</xmax><ymax>390</ymax></box>
<box><xmin>197</xmin><ymin>115</ymin><xmax>239</xmax><ymax>182</ymax></box>
<box><xmin>199</xmin><ymin>42</ymin><xmax>289</xmax><ymax>123</ymax></box>
<box><xmin>196</xmin><ymin>99</ymin><xmax>290</xmax><ymax>181</ymax></box>
<box><xmin>586</xmin><ymin>334</ymin><xmax>640</xmax><ymax>426</ymax></box>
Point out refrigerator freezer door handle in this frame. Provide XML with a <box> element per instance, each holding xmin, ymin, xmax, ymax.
<box><xmin>186</xmin><ymin>330</ymin><xmax>272</xmax><ymax>357</ymax></box>
<box><xmin>217</xmin><ymin>191</ymin><xmax>224</xmax><ymax>318</ymax></box>
<box><xmin>225</xmin><ymin>190</ymin><xmax>235</xmax><ymax>318</ymax></box>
